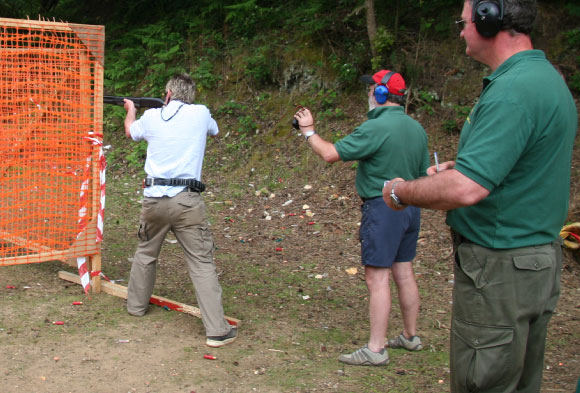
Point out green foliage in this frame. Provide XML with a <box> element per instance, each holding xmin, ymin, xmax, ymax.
<box><xmin>238</xmin><ymin>115</ymin><xmax>258</xmax><ymax>135</ymax></box>
<box><xmin>442</xmin><ymin>119</ymin><xmax>457</xmax><ymax>133</ymax></box>
<box><xmin>371</xmin><ymin>27</ymin><xmax>396</xmax><ymax>70</ymax></box>
<box><xmin>105</xmin><ymin>22</ymin><xmax>185</xmax><ymax>96</ymax></box>
<box><xmin>192</xmin><ymin>59</ymin><xmax>220</xmax><ymax>91</ymax></box>
<box><xmin>565</xmin><ymin>28</ymin><xmax>580</xmax><ymax>47</ymax></box>
<box><xmin>224</xmin><ymin>0</ymin><xmax>275</xmax><ymax>38</ymax></box>
<box><xmin>317</xmin><ymin>88</ymin><xmax>339</xmax><ymax>111</ymax></box>
<box><xmin>0</xmin><ymin>0</ymin><xmax>32</xmax><ymax>18</ymax></box>
<box><xmin>328</xmin><ymin>54</ymin><xmax>358</xmax><ymax>86</ymax></box>
<box><xmin>243</xmin><ymin>47</ymin><xmax>278</xmax><ymax>87</ymax></box>
<box><xmin>570</xmin><ymin>69</ymin><xmax>580</xmax><ymax>94</ymax></box>
<box><xmin>453</xmin><ymin>104</ymin><xmax>471</xmax><ymax>119</ymax></box>
<box><xmin>374</xmin><ymin>26</ymin><xmax>396</xmax><ymax>54</ymax></box>
<box><xmin>417</xmin><ymin>90</ymin><xmax>438</xmax><ymax>115</ymax></box>
<box><xmin>216</xmin><ymin>100</ymin><xmax>246</xmax><ymax>117</ymax></box>
<box><xmin>565</xmin><ymin>3</ymin><xmax>580</xmax><ymax>17</ymax></box>
<box><xmin>563</xmin><ymin>28</ymin><xmax>580</xmax><ymax>93</ymax></box>
<box><xmin>420</xmin><ymin>17</ymin><xmax>435</xmax><ymax>34</ymax></box>
<box><xmin>320</xmin><ymin>107</ymin><xmax>346</xmax><ymax>122</ymax></box>
<box><xmin>216</xmin><ymin>101</ymin><xmax>258</xmax><ymax>143</ymax></box>
<box><xmin>126</xmin><ymin>141</ymin><xmax>148</xmax><ymax>169</ymax></box>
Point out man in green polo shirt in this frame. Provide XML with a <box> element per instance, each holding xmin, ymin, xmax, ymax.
<box><xmin>383</xmin><ymin>0</ymin><xmax>577</xmax><ymax>392</ymax></box>
<box><xmin>294</xmin><ymin>70</ymin><xmax>430</xmax><ymax>366</ymax></box>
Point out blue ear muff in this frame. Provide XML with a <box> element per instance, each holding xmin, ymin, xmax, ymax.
<box><xmin>374</xmin><ymin>85</ymin><xmax>389</xmax><ymax>104</ymax></box>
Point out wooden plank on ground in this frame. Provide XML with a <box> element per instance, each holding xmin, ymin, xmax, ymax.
<box><xmin>58</xmin><ymin>270</ymin><xmax>240</xmax><ymax>326</ymax></box>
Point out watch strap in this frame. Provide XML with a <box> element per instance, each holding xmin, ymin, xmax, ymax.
<box><xmin>390</xmin><ymin>181</ymin><xmax>405</xmax><ymax>206</ymax></box>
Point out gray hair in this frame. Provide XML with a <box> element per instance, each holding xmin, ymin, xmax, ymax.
<box><xmin>165</xmin><ymin>73</ymin><xmax>196</xmax><ymax>104</ymax></box>
<box><xmin>388</xmin><ymin>94</ymin><xmax>406</xmax><ymax>106</ymax></box>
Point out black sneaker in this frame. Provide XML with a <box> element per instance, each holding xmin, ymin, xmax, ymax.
<box><xmin>206</xmin><ymin>327</ymin><xmax>238</xmax><ymax>347</ymax></box>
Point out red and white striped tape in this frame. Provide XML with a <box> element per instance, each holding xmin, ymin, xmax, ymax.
<box><xmin>76</xmin><ymin>136</ymin><xmax>106</xmax><ymax>294</ymax></box>
<box><xmin>96</xmin><ymin>140</ymin><xmax>106</xmax><ymax>242</ymax></box>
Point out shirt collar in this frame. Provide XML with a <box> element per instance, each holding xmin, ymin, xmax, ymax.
<box><xmin>482</xmin><ymin>49</ymin><xmax>545</xmax><ymax>90</ymax></box>
<box><xmin>367</xmin><ymin>105</ymin><xmax>404</xmax><ymax>119</ymax></box>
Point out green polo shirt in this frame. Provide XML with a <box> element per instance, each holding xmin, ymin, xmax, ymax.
<box><xmin>447</xmin><ymin>50</ymin><xmax>578</xmax><ymax>248</ymax></box>
<box><xmin>334</xmin><ymin>106</ymin><xmax>430</xmax><ymax>199</ymax></box>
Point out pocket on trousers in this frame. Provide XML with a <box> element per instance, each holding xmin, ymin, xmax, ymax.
<box><xmin>198</xmin><ymin>226</ymin><xmax>215</xmax><ymax>260</ymax></box>
<box><xmin>452</xmin><ymin>318</ymin><xmax>514</xmax><ymax>392</ymax></box>
<box><xmin>456</xmin><ymin>244</ymin><xmax>488</xmax><ymax>289</ymax></box>
<box><xmin>177</xmin><ymin>194</ymin><xmax>205</xmax><ymax>226</ymax></box>
<box><xmin>137</xmin><ymin>223</ymin><xmax>149</xmax><ymax>241</ymax></box>
<box><xmin>513</xmin><ymin>254</ymin><xmax>553</xmax><ymax>271</ymax></box>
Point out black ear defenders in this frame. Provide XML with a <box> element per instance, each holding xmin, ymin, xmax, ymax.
<box><xmin>374</xmin><ymin>71</ymin><xmax>395</xmax><ymax>105</ymax></box>
<box><xmin>472</xmin><ymin>0</ymin><xmax>504</xmax><ymax>38</ymax></box>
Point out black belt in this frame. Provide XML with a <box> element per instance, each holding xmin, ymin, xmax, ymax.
<box><xmin>143</xmin><ymin>178</ymin><xmax>205</xmax><ymax>192</ymax></box>
<box><xmin>451</xmin><ymin>229</ymin><xmax>473</xmax><ymax>246</ymax></box>
<box><xmin>361</xmin><ymin>196</ymin><xmax>381</xmax><ymax>203</ymax></box>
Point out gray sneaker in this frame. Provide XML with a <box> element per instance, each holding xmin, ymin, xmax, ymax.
<box><xmin>387</xmin><ymin>332</ymin><xmax>423</xmax><ymax>351</ymax></box>
<box><xmin>338</xmin><ymin>345</ymin><xmax>390</xmax><ymax>366</ymax></box>
<box><xmin>206</xmin><ymin>327</ymin><xmax>238</xmax><ymax>347</ymax></box>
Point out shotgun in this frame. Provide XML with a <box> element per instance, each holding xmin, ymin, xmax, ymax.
<box><xmin>103</xmin><ymin>96</ymin><xmax>165</xmax><ymax>109</ymax></box>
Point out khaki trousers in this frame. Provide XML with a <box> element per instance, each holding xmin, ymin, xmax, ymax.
<box><xmin>450</xmin><ymin>240</ymin><xmax>562</xmax><ymax>393</ymax></box>
<box><xmin>127</xmin><ymin>191</ymin><xmax>231</xmax><ymax>337</ymax></box>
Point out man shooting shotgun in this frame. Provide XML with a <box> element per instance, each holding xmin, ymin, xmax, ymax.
<box><xmin>103</xmin><ymin>95</ymin><xmax>165</xmax><ymax>109</ymax></box>
<box><xmin>120</xmin><ymin>73</ymin><xmax>237</xmax><ymax>348</ymax></box>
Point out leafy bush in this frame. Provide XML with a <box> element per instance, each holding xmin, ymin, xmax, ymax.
<box><xmin>329</xmin><ymin>54</ymin><xmax>359</xmax><ymax>86</ymax></box>
<box><xmin>105</xmin><ymin>22</ymin><xmax>185</xmax><ymax>96</ymax></box>
<box><xmin>243</xmin><ymin>50</ymin><xmax>277</xmax><ymax>87</ymax></box>
<box><xmin>564</xmin><ymin>28</ymin><xmax>580</xmax><ymax>93</ymax></box>
<box><xmin>125</xmin><ymin>141</ymin><xmax>148</xmax><ymax>169</ymax></box>
<box><xmin>192</xmin><ymin>59</ymin><xmax>220</xmax><ymax>91</ymax></box>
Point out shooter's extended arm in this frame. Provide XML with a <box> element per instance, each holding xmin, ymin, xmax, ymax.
<box><xmin>103</xmin><ymin>96</ymin><xmax>165</xmax><ymax>109</ymax></box>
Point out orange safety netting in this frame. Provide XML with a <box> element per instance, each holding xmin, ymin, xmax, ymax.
<box><xmin>0</xmin><ymin>18</ymin><xmax>105</xmax><ymax>266</ymax></box>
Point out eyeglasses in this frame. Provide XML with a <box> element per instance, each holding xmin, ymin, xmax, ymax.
<box><xmin>455</xmin><ymin>19</ymin><xmax>467</xmax><ymax>30</ymax></box>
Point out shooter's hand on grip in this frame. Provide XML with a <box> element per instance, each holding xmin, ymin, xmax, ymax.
<box><xmin>123</xmin><ymin>98</ymin><xmax>136</xmax><ymax>113</ymax></box>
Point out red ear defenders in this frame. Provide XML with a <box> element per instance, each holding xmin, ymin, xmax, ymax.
<box><xmin>472</xmin><ymin>0</ymin><xmax>504</xmax><ymax>38</ymax></box>
<box><xmin>374</xmin><ymin>71</ymin><xmax>395</xmax><ymax>104</ymax></box>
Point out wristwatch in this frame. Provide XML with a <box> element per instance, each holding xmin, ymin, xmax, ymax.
<box><xmin>304</xmin><ymin>130</ymin><xmax>316</xmax><ymax>140</ymax></box>
<box><xmin>390</xmin><ymin>181</ymin><xmax>405</xmax><ymax>207</ymax></box>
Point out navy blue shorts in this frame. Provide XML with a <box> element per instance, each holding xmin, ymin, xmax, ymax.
<box><xmin>359</xmin><ymin>197</ymin><xmax>420</xmax><ymax>268</ymax></box>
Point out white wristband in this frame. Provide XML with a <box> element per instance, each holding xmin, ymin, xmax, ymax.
<box><xmin>304</xmin><ymin>130</ymin><xmax>316</xmax><ymax>140</ymax></box>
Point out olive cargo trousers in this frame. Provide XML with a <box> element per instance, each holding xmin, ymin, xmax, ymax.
<box><xmin>450</xmin><ymin>240</ymin><xmax>562</xmax><ymax>393</ymax></box>
<box><xmin>127</xmin><ymin>191</ymin><xmax>231</xmax><ymax>337</ymax></box>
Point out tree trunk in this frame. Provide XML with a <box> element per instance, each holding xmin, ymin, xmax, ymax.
<box><xmin>365</xmin><ymin>0</ymin><xmax>377</xmax><ymax>58</ymax></box>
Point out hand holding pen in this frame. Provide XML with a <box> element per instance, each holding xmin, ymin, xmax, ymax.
<box><xmin>426</xmin><ymin>152</ymin><xmax>456</xmax><ymax>176</ymax></box>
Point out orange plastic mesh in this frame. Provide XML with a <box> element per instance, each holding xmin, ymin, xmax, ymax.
<box><xmin>0</xmin><ymin>18</ymin><xmax>105</xmax><ymax>266</ymax></box>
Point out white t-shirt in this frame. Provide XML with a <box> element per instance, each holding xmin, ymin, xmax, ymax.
<box><xmin>130</xmin><ymin>100</ymin><xmax>219</xmax><ymax>197</ymax></box>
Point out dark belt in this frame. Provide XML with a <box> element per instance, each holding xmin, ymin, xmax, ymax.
<box><xmin>451</xmin><ymin>228</ymin><xmax>473</xmax><ymax>246</ymax></box>
<box><xmin>143</xmin><ymin>177</ymin><xmax>205</xmax><ymax>192</ymax></box>
<box><xmin>360</xmin><ymin>196</ymin><xmax>381</xmax><ymax>203</ymax></box>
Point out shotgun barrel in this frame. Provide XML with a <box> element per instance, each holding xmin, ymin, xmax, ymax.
<box><xmin>103</xmin><ymin>96</ymin><xmax>165</xmax><ymax>109</ymax></box>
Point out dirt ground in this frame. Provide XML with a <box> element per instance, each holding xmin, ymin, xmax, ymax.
<box><xmin>1</xmin><ymin>148</ymin><xmax>580</xmax><ymax>392</ymax></box>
